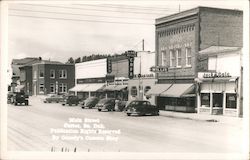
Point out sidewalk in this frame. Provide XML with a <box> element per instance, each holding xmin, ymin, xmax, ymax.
<box><xmin>160</xmin><ymin>110</ymin><xmax>243</xmax><ymax>125</ymax></box>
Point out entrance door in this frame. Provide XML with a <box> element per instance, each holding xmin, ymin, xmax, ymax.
<box><xmin>212</xmin><ymin>93</ymin><xmax>223</xmax><ymax>115</ymax></box>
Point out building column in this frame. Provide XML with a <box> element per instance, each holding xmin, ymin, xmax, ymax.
<box><xmin>197</xmin><ymin>92</ymin><xmax>200</xmax><ymax>114</ymax></box>
<box><xmin>223</xmin><ymin>92</ymin><xmax>226</xmax><ymax>115</ymax></box>
<box><xmin>210</xmin><ymin>92</ymin><xmax>213</xmax><ymax>115</ymax></box>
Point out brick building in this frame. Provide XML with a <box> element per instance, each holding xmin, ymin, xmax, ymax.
<box><xmin>32</xmin><ymin>61</ymin><xmax>75</xmax><ymax>95</ymax></box>
<box><xmin>150</xmin><ymin>7</ymin><xmax>243</xmax><ymax>112</ymax></box>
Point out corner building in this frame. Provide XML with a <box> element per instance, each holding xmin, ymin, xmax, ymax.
<box><xmin>153</xmin><ymin>7</ymin><xmax>242</xmax><ymax>112</ymax></box>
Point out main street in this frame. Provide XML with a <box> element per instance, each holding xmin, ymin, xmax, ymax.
<box><xmin>7</xmin><ymin>96</ymin><xmax>243</xmax><ymax>153</ymax></box>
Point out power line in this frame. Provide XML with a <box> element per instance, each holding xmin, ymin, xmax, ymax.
<box><xmin>73</xmin><ymin>4</ymin><xmax>178</xmax><ymax>12</ymax></box>
<box><xmin>10</xmin><ymin>8</ymin><xmax>155</xmax><ymax>20</ymax></box>
<box><xmin>9</xmin><ymin>14</ymin><xmax>155</xmax><ymax>25</ymax></box>
<box><xmin>19</xmin><ymin>4</ymin><xmax>169</xmax><ymax>15</ymax></box>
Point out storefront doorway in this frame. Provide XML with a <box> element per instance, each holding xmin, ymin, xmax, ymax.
<box><xmin>212</xmin><ymin>93</ymin><xmax>223</xmax><ymax>115</ymax></box>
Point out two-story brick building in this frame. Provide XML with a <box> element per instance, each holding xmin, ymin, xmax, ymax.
<box><xmin>32</xmin><ymin>61</ymin><xmax>75</xmax><ymax>95</ymax></box>
<box><xmin>149</xmin><ymin>7</ymin><xmax>242</xmax><ymax>112</ymax></box>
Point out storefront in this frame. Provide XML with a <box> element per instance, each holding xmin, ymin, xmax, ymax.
<box><xmin>196</xmin><ymin>73</ymin><xmax>241</xmax><ymax>116</ymax></box>
<box><xmin>146</xmin><ymin>83</ymin><xmax>196</xmax><ymax>112</ymax></box>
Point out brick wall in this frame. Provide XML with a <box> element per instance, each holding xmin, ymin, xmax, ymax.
<box><xmin>199</xmin><ymin>8</ymin><xmax>243</xmax><ymax>50</ymax></box>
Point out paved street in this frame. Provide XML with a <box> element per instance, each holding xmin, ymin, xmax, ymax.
<box><xmin>8</xmin><ymin>96</ymin><xmax>243</xmax><ymax>153</ymax></box>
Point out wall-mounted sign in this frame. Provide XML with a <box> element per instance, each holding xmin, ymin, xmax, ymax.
<box><xmin>150</xmin><ymin>66</ymin><xmax>168</xmax><ymax>72</ymax></box>
<box><xmin>134</xmin><ymin>74</ymin><xmax>154</xmax><ymax>78</ymax></box>
<box><xmin>203</xmin><ymin>72</ymin><xmax>231</xmax><ymax>78</ymax></box>
<box><xmin>107</xmin><ymin>58</ymin><xmax>112</xmax><ymax>73</ymax></box>
<box><xmin>77</xmin><ymin>77</ymin><xmax>106</xmax><ymax>84</ymax></box>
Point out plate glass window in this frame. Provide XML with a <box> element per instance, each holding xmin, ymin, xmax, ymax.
<box><xmin>201</xmin><ymin>93</ymin><xmax>210</xmax><ymax>107</ymax></box>
<box><xmin>226</xmin><ymin>93</ymin><xmax>237</xmax><ymax>109</ymax></box>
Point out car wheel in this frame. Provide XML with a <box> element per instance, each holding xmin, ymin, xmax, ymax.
<box><xmin>62</xmin><ymin>104</ymin><xmax>65</xmax><ymax>106</ymax></box>
<box><xmin>14</xmin><ymin>102</ymin><xmax>17</xmax><ymax>106</ymax></box>
<box><xmin>82</xmin><ymin>107</ymin><xmax>85</xmax><ymax>109</ymax></box>
<box><xmin>56</xmin><ymin>101</ymin><xmax>59</xmax><ymax>103</ymax></box>
<box><xmin>127</xmin><ymin>113</ymin><xmax>131</xmax><ymax>116</ymax></box>
<box><xmin>98</xmin><ymin>109</ymin><xmax>101</xmax><ymax>112</ymax></box>
<box><xmin>25</xmin><ymin>101</ymin><xmax>29</xmax><ymax>106</ymax></box>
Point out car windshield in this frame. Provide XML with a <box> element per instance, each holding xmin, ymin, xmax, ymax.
<box><xmin>131</xmin><ymin>101</ymin><xmax>151</xmax><ymax>106</ymax></box>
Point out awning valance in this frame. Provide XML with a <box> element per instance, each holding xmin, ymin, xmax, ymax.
<box><xmin>103</xmin><ymin>85</ymin><xmax>127</xmax><ymax>91</ymax></box>
<box><xmin>83</xmin><ymin>83</ymin><xmax>105</xmax><ymax>92</ymax></box>
<box><xmin>160</xmin><ymin>84</ymin><xmax>195</xmax><ymax>97</ymax></box>
<box><xmin>145</xmin><ymin>84</ymin><xmax>172</xmax><ymax>96</ymax></box>
<box><xmin>69</xmin><ymin>84</ymin><xmax>89</xmax><ymax>92</ymax></box>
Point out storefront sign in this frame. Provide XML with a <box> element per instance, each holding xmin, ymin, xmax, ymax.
<box><xmin>128</xmin><ymin>57</ymin><xmax>134</xmax><ymax>79</ymax></box>
<box><xmin>77</xmin><ymin>77</ymin><xmax>106</xmax><ymax>84</ymax></box>
<box><xmin>134</xmin><ymin>74</ymin><xmax>154</xmax><ymax>78</ymax></box>
<box><xmin>125</xmin><ymin>50</ymin><xmax>137</xmax><ymax>57</ymax></box>
<box><xmin>150</xmin><ymin>66</ymin><xmax>168</xmax><ymax>72</ymax></box>
<box><xmin>203</xmin><ymin>72</ymin><xmax>231</xmax><ymax>78</ymax></box>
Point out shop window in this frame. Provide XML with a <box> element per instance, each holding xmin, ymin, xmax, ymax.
<box><xmin>39</xmin><ymin>83</ymin><xmax>44</xmax><ymax>93</ymax></box>
<box><xmin>213</xmin><ymin>93</ymin><xmax>223</xmax><ymax>108</ymax></box>
<box><xmin>226</xmin><ymin>93</ymin><xmax>237</xmax><ymax>109</ymax></box>
<box><xmin>131</xmin><ymin>86</ymin><xmax>137</xmax><ymax>97</ymax></box>
<box><xmin>177</xmin><ymin>98</ymin><xmax>186</xmax><ymax>106</ymax></box>
<box><xmin>39</xmin><ymin>70</ymin><xmax>44</xmax><ymax>78</ymax></box>
<box><xmin>50</xmin><ymin>70</ymin><xmax>55</xmax><ymax>78</ymax></box>
<box><xmin>144</xmin><ymin>86</ymin><xmax>151</xmax><ymax>94</ymax></box>
<box><xmin>50</xmin><ymin>83</ymin><xmax>55</xmax><ymax>93</ymax></box>
<box><xmin>201</xmin><ymin>93</ymin><xmax>210</xmax><ymax>107</ymax></box>
<box><xmin>59</xmin><ymin>70</ymin><xmax>67</xmax><ymax>79</ymax></box>
<box><xmin>185</xmin><ymin>47</ymin><xmax>192</xmax><ymax>67</ymax></box>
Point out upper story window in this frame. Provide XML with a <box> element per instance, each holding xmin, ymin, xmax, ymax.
<box><xmin>39</xmin><ymin>70</ymin><xmax>44</xmax><ymax>78</ymax></box>
<box><xmin>59</xmin><ymin>83</ymin><xmax>67</xmax><ymax>93</ymax></box>
<box><xmin>185</xmin><ymin>47</ymin><xmax>192</xmax><ymax>67</ymax></box>
<box><xmin>144</xmin><ymin>86</ymin><xmax>151</xmax><ymax>94</ymax></box>
<box><xmin>161</xmin><ymin>50</ymin><xmax>167</xmax><ymax>66</ymax></box>
<box><xmin>59</xmin><ymin>70</ymin><xmax>67</xmax><ymax>79</ymax></box>
<box><xmin>176</xmin><ymin>49</ymin><xmax>182</xmax><ymax>67</ymax></box>
<box><xmin>50</xmin><ymin>70</ymin><xmax>55</xmax><ymax>78</ymax></box>
<box><xmin>170</xmin><ymin>50</ymin><xmax>176</xmax><ymax>67</ymax></box>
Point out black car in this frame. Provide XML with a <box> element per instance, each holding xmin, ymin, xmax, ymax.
<box><xmin>12</xmin><ymin>92</ymin><xmax>29</xmax><ymax>106</ymax></box>
<box><xmin>81</xmin><ymin>97</ymin><xmax>99</xmax><ymax>109</ymax></box>
<box><xmin>96</xmin><ymin>98</ymin><xmax>115</xmax><ymax>111</ymax></box>
<box><xmin>61</xmin><ymin>95</ymin><xmax>80</xmax><ymax>106</ymax></box>
<box><xmin>126</xmin><ymin>100</ymin><xmax>159</xmax><ymax>116</ymax></box>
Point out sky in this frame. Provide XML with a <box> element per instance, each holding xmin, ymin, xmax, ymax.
<box><xmin>6</xmin><ymin>0</ymin><xmax>246</xmax><ymax>64</ymax></box>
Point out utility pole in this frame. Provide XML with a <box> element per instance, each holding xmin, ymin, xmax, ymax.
<box><xmin>142</xmin><ymin>39</ymin><xmax>144</xmax><ymax>51</ymax></box>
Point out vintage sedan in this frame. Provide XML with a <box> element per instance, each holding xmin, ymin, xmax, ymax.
<box><xmin>96</xmin><ymin>98</ymin><xmax>115</xmax><ymax>111</ymax></box>
<box><xmin>126</xmin><ymin>100</ymin><xmax>159</xmax><ymax>116</ymax></box>
<box><xmin>44</xmin><ymin>94</ymin><xmax>64</xmax><ymax>103</ymax></box>
<box><xmin>81</xmin><ymin>97</ymin><xmax>99</xmax><ymax>109</ymax></box>
<box><xmin>61</xmin><ymin>95</ymin><xmax>80</xmax><ymax>106</ymax></box>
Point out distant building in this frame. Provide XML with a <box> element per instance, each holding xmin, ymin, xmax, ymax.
<box><xmin>150</xmin><ymin>6</ymin><xmax>243</xmax><ymax>112</ymax></box>
<box><xmin>196</xmin><ymin>46</ymin><xmax>243</xmax><ymax>117</ymax></box>
<box><xmin>32</xmin><ymin>61</ymin><xmax>75</xmax><ymax>95</ymax></box>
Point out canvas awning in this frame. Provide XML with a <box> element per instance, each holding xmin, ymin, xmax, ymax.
<box><xmin>145</xmin><ymin>84</ymin><xmax>172</xmax><ymax>96</ymax></box>
<box><xmin>160</xmin><ymin>84</ymin><xmax>195</xmax><ymax>97</ymax></box>
<box><xmin>69</xmin><ymin>84</ymin><xmax>89</xmax><ymax>92</ymax></box>
<box><xmin>83</xmin><ymin>83</ymin><xmax>105</xmax><ymax>92</ymax></box>
<box><xmin>103</xmin><ymin>85</ymin><xmax>116</xmax><ymax>91</ymax></box>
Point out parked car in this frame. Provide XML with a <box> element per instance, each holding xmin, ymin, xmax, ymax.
<box><xmin>61</xmin><ymin>95</ymin><xmax>80</xmax><ymax>106</ymax></box>
<box><xmin>44</xmin><ymin>94</ymin><xmax>64</xmax><ymax>103</ymax></box>
<box><xmin>81</xmin><ymin>97</ymin><xmax>99</xmax><ymax>109</ymax></box>
<box><xmin>125</xmin><ymin>100</ymin><xmax>159</xmax><ymax>116</ymax></box>
<box><xmin>12</xmin><ymin>92</ymin><xmax>29</xmax><ymax>106</ymax></box>
<box><xmin>96</xmin><ymin>98</ymin><xmax>115</xmax><ymax>111</ymax></box>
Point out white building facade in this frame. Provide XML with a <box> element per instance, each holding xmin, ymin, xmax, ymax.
<box><xmin>196</xmin><ymin>46</ymin><xmax>243</xmax><ymax>117</ymax></box>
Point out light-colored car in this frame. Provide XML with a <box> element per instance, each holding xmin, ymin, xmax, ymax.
<box><xmin>44</xmin><ymin>94</ymin><xmax>64</xmax><ymax>103</ymax></box>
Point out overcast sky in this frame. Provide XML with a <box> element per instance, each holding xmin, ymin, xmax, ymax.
<box><xmin>7</xmin><ymin>0</ymin><xmax>245</xmax><ymax>65</ymax></box>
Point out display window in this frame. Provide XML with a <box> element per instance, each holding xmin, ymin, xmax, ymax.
<box><xmin>201</xmin><ymin>93</ymin><xmax>210</xmax><ymax>107</ymax></box>
<box><xmin>226</xmin><ymin>93</ymin><xmax>237</xmax><ymax>109</ymax></box>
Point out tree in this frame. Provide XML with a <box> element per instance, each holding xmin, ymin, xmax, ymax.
<box><xmin>75</xmin><ymin>57</ymin><xmax>81</xmax><ymax>63</ymax></box>
<box><xmin>66</xmin><ymin>57</ymin><xmax>74</xmax><ymax>64</ymax></box>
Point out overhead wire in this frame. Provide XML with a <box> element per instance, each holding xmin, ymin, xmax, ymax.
<box><xmin>18</xmin><ymin>3</ymin><xmax>172</xmax><ymax>15</ymax></box>
<box><xmin>9</xmin><ymin>8</ymin><xmax>155</xmax><ymax>20</ymax></box>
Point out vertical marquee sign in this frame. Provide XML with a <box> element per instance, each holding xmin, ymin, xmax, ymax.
<box><xmin>107</xmin><ymin>58</ymin><xmax>112</xmax><ymax>73</ymax></box>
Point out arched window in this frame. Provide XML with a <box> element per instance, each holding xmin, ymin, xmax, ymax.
<box><xmin>131</xmin><ymin>86</ymin><xmax>137</xmax><ymax>97</ymax></box>
<box><xmin>144</xmin><ymin>86</ymin><xmax>151</xmax><ymax>94</ymax></box>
